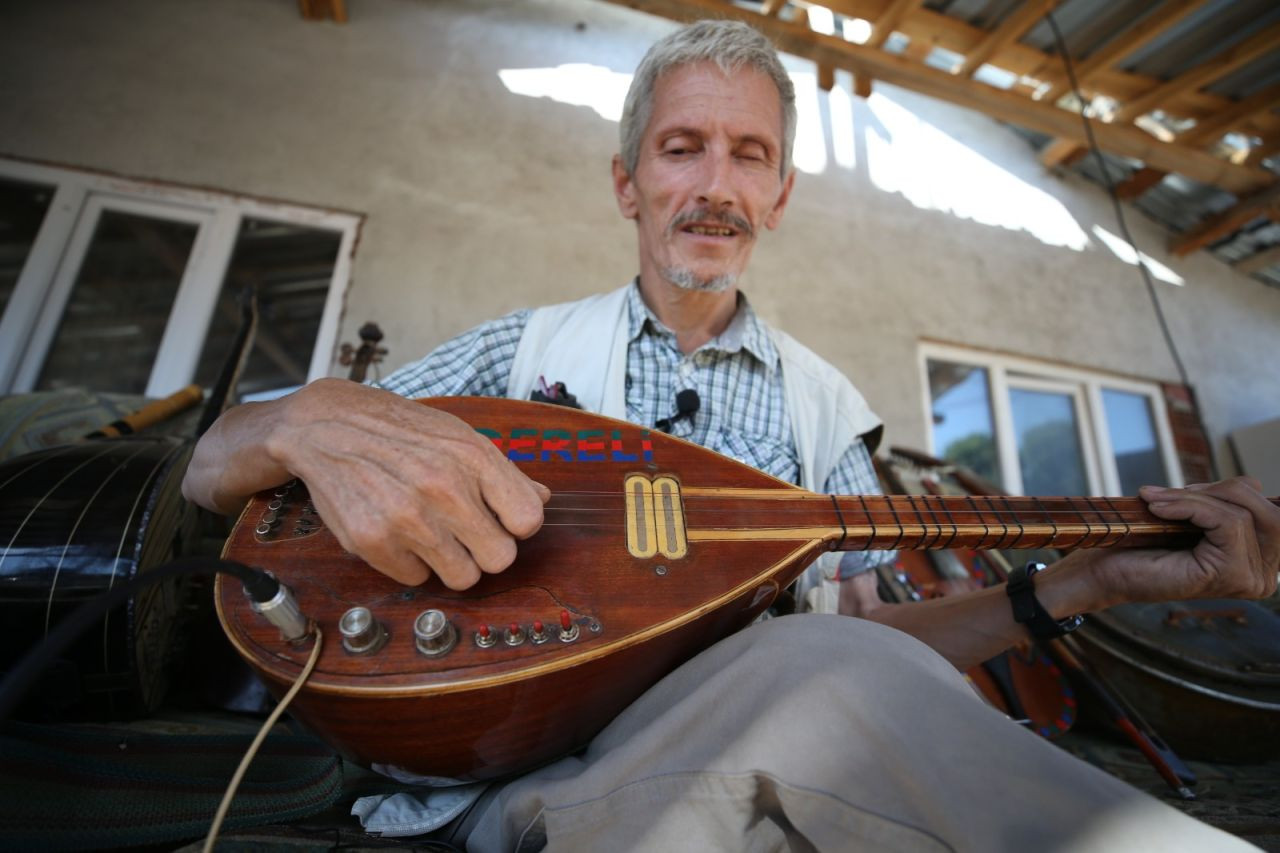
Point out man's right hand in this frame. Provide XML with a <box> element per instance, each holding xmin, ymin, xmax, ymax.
<box><xmin>182</xmin><ymin>378</ymin><xmax>549</xmax><ymax>589</ymax></box>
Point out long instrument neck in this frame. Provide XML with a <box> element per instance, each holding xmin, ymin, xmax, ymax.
<box><xmin>817</xmin><ymin>493</ymin><xmax>1259</xmax><ymax>552</ymax></box>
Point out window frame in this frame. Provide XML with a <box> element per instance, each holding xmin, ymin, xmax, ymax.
<box><xmin>0</xmin><ymin>157</ymin><xmax>362</xmax><ymax>398</ymax></box>
<box><xmin>919</xmin><ymin>341</ymin><xmax>1184</xmax><ymax>495</ymax></box>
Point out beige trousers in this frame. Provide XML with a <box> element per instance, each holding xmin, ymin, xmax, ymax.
<box><xmin>461</xmin><ymin>615</ymin><xmax>1253</xmax><ymax>852</ymax></box>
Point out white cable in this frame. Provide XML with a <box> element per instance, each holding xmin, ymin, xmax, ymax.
<box><xmin>202</xmin><ymin>626</ymin><xmax>323</xmax><ymax>853</ymax></box>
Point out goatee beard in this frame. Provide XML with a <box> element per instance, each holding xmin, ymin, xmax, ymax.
<box><xmin>662</xmin><ymin>267</ymin><xmax>736</xmax><ymax>293</ymax></box>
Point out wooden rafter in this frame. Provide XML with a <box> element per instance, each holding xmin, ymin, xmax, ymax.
<box><xmin>1112</xmin><ymin>21</ymin><xmax>1280</xmax><ymax>123</ymax></box>
<box><xmin>1179</xmin><ymin>83</ymin><xmax>1280</xmax><ymax>147</ymax></box>
<box><xmin>1113</xmin><ymin>166</ymin><xmax>1168</xmax><ymax>200</ymax></box>
<box><xmin>1233</xmin><ymin>244</ymin><xmax>1280</xmax><ymax>276</ymax></box>
<box><xmin>1111</xmin><ymin>84</ymin><xmax>1280</xmax><ymax>198</ymax></box>
<box><xmin>819</xmin><ymin>0</ymin><xmax>1271</xmax><ymax>130</ymax></box>
<box><xmin>601</xmin><ymin>0</ymin><xmax>1274</xmax><ymax>194</ymax></box>
<box><xmin>1037</xmin><ymin>0</ymin><xmax>1211</xmax><ymax>105</ymax></box>
<box><xmin>1039</xmin><ymin>137</ymin><xmax>1088</xmax><ymax>169</ymax></box>
<box><xmin>298</xmin><ymin>0</ymin><xmax>346</xmax><ymax>22</ymax></box>
<box><xmin>867</xmin><ymin>0</ymin><xmax>925</xmax><ymax>50</ymax></box>
<box><xmin>1245</xmin><ymin>137</ymin><xmax>1280</xmax><ymax>167</ymax></box>
<box><xmin>955</xmin><ymin>0</ymin><xmax>1063</xmax><ymax>79</ymax></box>
<box><xmin>807</xmin><ymin>6</ymin><xmax>839</xmax><ymax>92</ymax></box>
<box><xmin>1170</xmin><ymin>182</ymin><xmax>1280</xmax><ymax>256</ymax></box>
<box><xmin>761</xmin><ymin>0</ymin><xmax>787</xmax><ymax>17</ymax></box>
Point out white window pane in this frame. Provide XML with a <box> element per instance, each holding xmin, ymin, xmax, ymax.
<box><xmin>1102</xmin><ymin>388</ymin><xmax>1169</xmax><ymax>492</ymax></box>
<box><xmin>35</xmin><ymin>211</ymin><xmax>198</xmax><ymax>395</ymax></box>
<box><xmin>1010</xmin><ymin>387</ymin><xmax>1088</xmax><ymax>495</ymax></box>
<box><xmin>928</xmin><ymin>359</ymin><xmax>1002</xmax><ymax>487</ymax></box>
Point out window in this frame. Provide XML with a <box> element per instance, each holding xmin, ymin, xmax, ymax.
<box><xmin>922</xmin><ymin>343</ymin><xmax>1182</xmax><ymax>496</ymax></box>
<box><xmin>0</xmin><ymin>158</ymin><xmax>360</xmax><ymax>399</ymax></box>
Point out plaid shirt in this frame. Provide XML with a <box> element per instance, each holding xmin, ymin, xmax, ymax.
<box><xmin>378</xmin><ymin>282</ymin><xmax>887</xmax><ymax>578</ymax></box>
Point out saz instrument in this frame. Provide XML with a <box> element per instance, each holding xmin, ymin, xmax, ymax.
<box><xmin>216</xmin><ymin>398</ymin><xmax>1274</xmax><ymax>781</ymax></box>
<box><xmin>873</xmin><ymin>455</ymin><xmax>1077</xmax><ymax>740</ymax></box>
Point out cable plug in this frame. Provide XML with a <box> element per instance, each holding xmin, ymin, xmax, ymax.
<box><xmin>243</xmin><ymin>569</ymin><xmax>311</xmax><ymax>643</ymax></box>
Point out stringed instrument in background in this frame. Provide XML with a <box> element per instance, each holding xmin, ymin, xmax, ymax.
<box><xmin>874</xmin><ymin>455</ymin><xmax>1077</xmax><ymax>740</ymax></box>
<box><xmin>216</xmin><ymin>398</ymin><xmax>1278</xmax><ymax>781</ymax></box>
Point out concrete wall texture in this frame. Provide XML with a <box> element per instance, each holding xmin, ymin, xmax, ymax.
<box><xmin>2</xmin><ymin>0</ymin><xmax>1277</xmax><ymax>476</ymax></box>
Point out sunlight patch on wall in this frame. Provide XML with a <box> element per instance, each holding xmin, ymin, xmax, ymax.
<box><xmin>829</xmin><ymin>80</ymin><xmax>857</xmax><ymax>171</ymax></box>
<box><xmin>863</xmin><ymin>93</ymin><xmax>1089</xmax><ymax>251</ymax></box>
<box><xmin>791</xmin><ymin>71</ymin><xmax>828</xmax><ymax>175</ymax></box>
<box><xmin>1091</xmin><ymin>225</ymin><xmax>1185</xmax><ymax>286</ymax></box>
<box><xmin>495</xmin><ymin>65</ymin><xmax>1089</xmax><ymax>252</ymax></box>
<box><xmin>497</xmin><ymin>64</ymin><xmax>632</xmax><ymax>122</ymax></box>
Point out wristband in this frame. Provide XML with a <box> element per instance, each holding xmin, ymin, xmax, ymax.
<box><xmin>1006</xmin><ymin>561</ymin><xmax>1084</xmax><ymax>640</ymax></box>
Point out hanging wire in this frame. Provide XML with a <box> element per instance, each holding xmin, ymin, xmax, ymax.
<box><xmin>1043</xmin><ymin>10</ymin><xmax>1192</xmax><ymax>388</ymax></box>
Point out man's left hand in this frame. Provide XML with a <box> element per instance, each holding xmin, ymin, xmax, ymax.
<box><xmin>1084</xmin><ymin>476</ymin><xmax>1278</xmax><ymax>608</ymax></box>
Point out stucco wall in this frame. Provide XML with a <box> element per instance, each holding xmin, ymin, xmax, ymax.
<box><xmin>2</xmin><ymin>0</ymin><xmax>1277</xmax><ymax>475</ymax></box>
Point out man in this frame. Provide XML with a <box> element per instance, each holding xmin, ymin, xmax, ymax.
<box><xmin>185</xmin><ymin>20</ymin><xmax>1277</xmax><ymax>851</ymax></box>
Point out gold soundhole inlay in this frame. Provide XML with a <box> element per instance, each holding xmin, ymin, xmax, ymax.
<box><xmin>624</xmin><ymin>474</ymin><xmax>687</xmax><ymax>560</ymax></box>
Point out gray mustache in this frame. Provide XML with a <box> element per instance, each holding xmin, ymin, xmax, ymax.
<box><xmin>667</xmin><ymin>209</ymin><xmax>753</xmax><ymax>239</ymax></box>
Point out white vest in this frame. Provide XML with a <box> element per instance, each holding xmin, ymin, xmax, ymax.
<box><xmin>505</xmin><ymin>285</ymin><xmax>881</xmax><ymax>493</ymax></box>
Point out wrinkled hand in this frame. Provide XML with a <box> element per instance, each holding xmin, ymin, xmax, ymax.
<box><xmin>266</xmin><ymin>379</ymin><xmax>549</xmax><ymax>589</ymax></box>
<box><xmin>1084</xmin><ymin>476</ymin><xmax>1278</xmax><ymax>607</ymax></box>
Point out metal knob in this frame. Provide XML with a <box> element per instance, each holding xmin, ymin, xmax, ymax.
<box><xmin>414</xmin><ymin>609</ymin><xmax>458</xmax><ymax>657</ymax></box>
<box><xmin>339</xmin><ymin>606</ymin><xmax>387</xmax><ymax>655</ymax></box>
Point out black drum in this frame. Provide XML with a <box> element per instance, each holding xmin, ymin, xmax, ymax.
<box><xmin>0</xmin><ymin>437</ymin><xmax>196</xmax><ymax>719</ymax></box>
<box><xmin>1072</xmin><ymin>600</ymin><xmax>1280</xmax><ymax>762</ymax></box>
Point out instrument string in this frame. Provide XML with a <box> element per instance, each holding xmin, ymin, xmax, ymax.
<box><xmin>536</xmin><ymin>498</ymin><xmax>1181</xmax><ymax>520</ymax></box>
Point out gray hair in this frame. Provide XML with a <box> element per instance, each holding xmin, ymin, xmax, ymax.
<box><xmin>620</xmin><ymin>20</ymin><xmax>796</xmax><ymax>179</ymax></box>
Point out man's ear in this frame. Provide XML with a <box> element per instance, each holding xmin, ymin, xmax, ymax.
<box><xmin>764</xmin><ymin>168</ymin><xmax>796</xmax><ymax>231</ymax></box>
<box><xmin>612</xmin><ymin>154</ymin><xmax>639</xmax><ymax>220</ymax></box>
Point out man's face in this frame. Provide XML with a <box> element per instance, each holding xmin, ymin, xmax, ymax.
<box><xmin>614</xmin><ymin>61</ymin><xmax>795</xmax><ymax>293</ymax></box>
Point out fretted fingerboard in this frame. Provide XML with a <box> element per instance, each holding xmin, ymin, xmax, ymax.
<box><xmin>677</xmin><ymin>490</ymin><xmax>1278</xmax><ymax>551</ymax></box>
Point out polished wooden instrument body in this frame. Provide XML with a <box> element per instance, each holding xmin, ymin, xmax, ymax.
<box><xmin>216</xmin><ymin>398</ymin><xmax>1270</xmax><ymax>780</ymax></box>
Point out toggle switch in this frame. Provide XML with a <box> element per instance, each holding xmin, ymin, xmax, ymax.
<box><xmin>558</xmin><ymin>609</ymin><xmax>579</xmax><ymax>643</ymax></box>
<box><xmin>504</xmin><ymin>622</ymin><xmax>527</xmax><ymax>646</ymax></box>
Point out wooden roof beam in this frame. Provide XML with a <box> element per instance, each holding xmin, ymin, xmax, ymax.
<box><xmin>1037</xmin><ymin>0</ymin><xmax>1210</xmax><ymax>105</ymax></box>
<box><xmin>866</xmin><ymin>0</ymin><xmax>925</xmax><ymax>50</ymax></box>
<box><xmin>298</xmin><ymin>0</ymin><xmax>346</xmax><ymax>22</ymax></box>
<box><xmin>1113</xmin><ymin>166</ymin><xmax>1167</xmax><ymax>199</ymax></box>
<box><xmin>824</xmin><ymin>0</ymin><xmax>1249</xmax><ymax>121</ymax></box>
<box><xmin>1245</xmin><ymin>136</ymin><xmax>1280</xmax><ymax>168</ymax></box>
<box><xmin>1170</xmin><ymin>182</ymin><xmax>1280</xmax><ymax>256</ymax></box>
<box><xmin>806</xmin><ymin>6</ymin><xmax>839</xmax><ymax>92</ymax></box>
<box><xmin>1113</xmin><ymin>21</ymin><xmax>1280</xmax><ymax>123</ymax></box>
<box><xmin>761</xmin><ymin>0</ymin><xmax>787</xmax><ymax>17</ymax></box>
<box><xmin>955</xmin><ymin>0</ymin><xmax>1063</xmax><ymax>79</ymax></box>
<box><xmin>1179</xmin><ymin>83</ymin><xmax>1280</xmax><ymax>148</ymax></box>
<box><xmin>598</xmin><ymin>0</ymin><xmax>1275</xmax><ymax>194</ymax></box>
<box><xmin>1039</xmin><ymin>137</ymin><xmax>1088</xmax><ymax>168</ymax></box>
<box><xmin>1086</xmin><ymin>83</ymin><xmax>1280</xmax><ymax>200</ymax></box>
<box><xmin>1232</xmin><ymin>244</ymin><xmax>1280</xmax><ymax>276</ymax></box>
